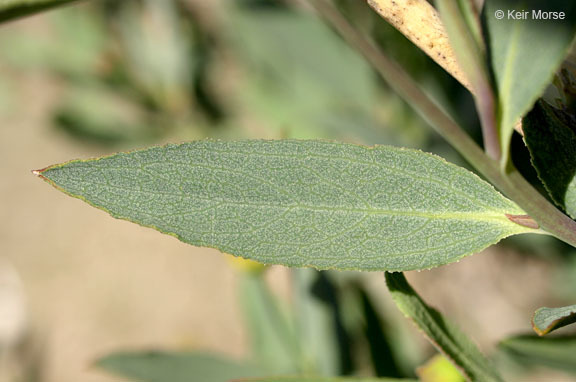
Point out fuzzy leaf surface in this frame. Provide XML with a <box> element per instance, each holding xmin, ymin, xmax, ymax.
<box><xmin>0</xmin><ymin>0</ymin><xmax>81</xmax><ymax>23</ymax></box>
<box><xmin>483</xmin><ymin>0</ymin><xmax>576</xmax><ymax>164</ymax></box>
<box><xmin>37</xmin><ymin>140</ymin><xmax>534</xmax><ymax>271</ymax></box>
<box><xmin>523</xmin><ymin>101</ymin><xmax>576</xmax><ymax>218</ymax></box>
<box><xmin>532</xmin><ymin>304</ymin><xmax>576</xmax><ymax>336</ymax></box>
<box><xmin>386</xmin><ymin>272</ymin><xmax>503</xmax><ymax>382</ymax></box>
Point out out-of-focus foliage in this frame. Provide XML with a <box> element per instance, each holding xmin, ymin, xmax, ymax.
<box><xmin>99</xmin><ymin>269</ymin><xmax>425</xmax><ymax>381</ymax></box>
<box><xmin>499</xmin><ymin>335</ymin><xmax>576</xmax><ymax>375</ymax></box>
<box><xmin>0</xmin><ymin>0</ymin><xmax>80</xmax><ymax>23</ymax></box>
<box><xmin>0</xmin><ymin>0</ymin><xmax>470</xmax><ymax>151</ymax></box>
<box><xmin>97</xmin><ymin>351</ymin><xmax>264</xmax><ymax>382</ymax></box>
<box><xmin>4</xmin><ymin>1</ymin><xmax>576</xmax><ymax>381</ymax></box>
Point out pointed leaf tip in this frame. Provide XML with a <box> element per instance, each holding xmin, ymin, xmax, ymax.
<box><xmin>32</xmin><ymin>167</ymin><xmax>50</xmax><ymax>179</ymax></box>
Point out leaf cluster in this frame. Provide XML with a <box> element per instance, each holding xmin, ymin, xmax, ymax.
<box><xmin>6</xmin><ymin>0</ymin><xmax>576</xmax><ymax>381</ymax></box>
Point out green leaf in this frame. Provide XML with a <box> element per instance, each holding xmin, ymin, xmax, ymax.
<box><xmin>116</xmin><ymin>1</ymin><xmax>194</xmax><ymax>112</ymax></box>
<box><xmin>499</xmin><ymin>335</ymin><xmax>576</xmax><ymax>374</ymax></box>
<box><xmin>437</xmin><ymin>0</ymin><xmax>500</xmax><ymax>160</ymax></box>
<box><xmin>97</xmin><ymin>351</ymin><xmax>263</xmax><ymax>382</ymax></box>
<box><xmin>532</xmin><ymin>304</ymin><xmax>576</xmax><ymax>336</ymax></box>
<box><xmin>385</xmin><ymin>272</ymin><xmax>503</xmax><ymax>382</ymax></box>
<box><xmin>357</xmin><ymin>288</ymin><xmax>404</xmax><ymax>377</ymax></box>
<box><xmin>523</xmin><ymin>100</ymin><xmax>576</xmax><ymax>219</ymax></box>
<box><xmin>229</xmin><ymin>7</ymin><xmax>385</xmax><ymax>142</ymax></box>
<box><xmin>292</xmin><ymin>269</ymin><xmax>340</xmax><ymax>375</ymax></box>
<box><xmin>36</xmin><ymin>140</ymin><xmax>535</xmax><ymax>271</ymax></box>
<box><xmin>483</xmin><ymin>0</ymin><xmax>576</xmax><ymax>165</ymax></box>
<box><xmin>237</xmin><ymin>378</ymin><xmax>417</xmax><ymax>382</ymax></box>
<box><xmin>437</xmin><ymin>0</ymin><xmax>486</xmax><ymax>90</ymax></box>
<box><xmin>240</xmin><ymin>272</ymin><xmax>300</xmax><ymax>373</ymax></box>
<box><xmin>0</xmin><ymin>0</ymin><xmax>82</xmax><ymax>23</ymax></box>
<box><xmin>54</xmin><ymin>82</ymin><xmax>155</xmax><ymax>146</ymax></box>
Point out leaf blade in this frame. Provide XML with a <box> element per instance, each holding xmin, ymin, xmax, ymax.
<box><xmin>385</xmin><ymin>272</ymin><xmax>503</xmax><ymax>382</ymax></box>
<box><xmin>0</xmin><ymin>0</ymin><xmax>82</xmax><ymax>23</ymax></box>
<box><xmin>523</xmin><ymin>100</ymin><xmax>576</xmax><ymax>219</ymax></box>
<box><xmin>483</xmin><ymin>0</ymin><xmax>576</xmax><ymax>165</ymax></box>
<box><xmin>532</xmin><ymin>304</ymin><xmax>576</xmax><ymax>336</ymax></box>
<box><xmin>37</xmin><ymin>140</ymin><xmax>535</xmax><ymax>271</ymax></box>
<box><xmin>437</xmin><ymin>0</ymin><xmax>500</xmax><ymax>160</ymax></box>
<box><xmin>239</xmin><ymin>272</ymin><xmax>300</xmax><ymax>373</ymax></box>
<box><xmin>97</xmin><ymin>351</ymin><xmax>263</xmax><ymax>382</ymax></box>
<box><xmin>499</xmin><ymin>335</ymin><xmax>576</xmax><ymax>374</ymax></box>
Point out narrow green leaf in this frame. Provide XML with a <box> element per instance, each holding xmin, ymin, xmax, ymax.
<box><xmin>240</xmin><ymin>272</ymin><xmax>300</xmax><ymax>373</ymax></box>
<box><xmin>0</xmin><ymin>0</ymin><xmax>82</xmax><ymax>23</ymax></box>
<box><xmin>292</xmin><ymin>269</ymin><xmax>340</xmax><ymax>376</ymax></box>
<box><xmin>483</xmin><ymin>0</ymin><xmax>576</xmax><ymax>165</ymax></box>
<box><xmin>237</xmin><ymin>378</ymin><xmax>416</xmax><ymax>382</ymax></box>
<box><xmin>229</xmin><ymin>7</ymin><xmax>385</xmax><ymax>142</ymax></box>
<box><xmin>36</xmin><ymin>140</ymin><xmax>535</xmax><ymax>271</ymax></box>
<box><xmin>385</xmin><ymin>272</ymin><xmax>503</xmax><ymax>382</ymax></box>
<box><xmin>437</xmin><ymin>0</ymin><xmax>486</xmax><ymax>91</ymax></box>
<box><xmin>357</xmin><ymin>289</ymin><xmax>403</xmax><ymax>377</ymax></box>
<box><xmin>523</xmin><ymin>100</ymin><xmax>576</xmax><ymax>219</ymax></box>
<box><xmin>437</xmin><ymin>0</ymin><xmax>500</xmax><ymax>160</ymax></box>
<box><xmin>532</xmin><ymin>304</ymin><xmax>576</xmax><ymax>336</ymax></box>
<box><xmin>499</xmin><ymin>335</ymin><xmax>576</xmax><ymax>374</ymax></box>
<box><xmin>97</xmin><ymin>352</ymin><xmax>263</xmax><ymax>382</ymax></box>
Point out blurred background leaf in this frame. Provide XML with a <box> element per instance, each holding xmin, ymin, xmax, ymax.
<box><xmin>3</xmin><ymin>1</ymin><xmax>576</xmax><ymax>381</ymax></box>
<box><xmin>0</xmin><ymin>0</ymin><xmax>81</xmax><ymax>23</ymax></box>
<box><xmin>98</xmin><ymin>351</ymin><xmax>264</xmax><ymax>382</ymax></box>
<box><xmin>499</xmin><ymin>335</ymin><xmax>576</xmax><ymax>375</ymax></box>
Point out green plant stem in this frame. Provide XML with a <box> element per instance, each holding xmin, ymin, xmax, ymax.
<box><xmin>308</xmin><ymin>0</ymin><xmax>576</xmax><ymax>248</ymax></box>
<box><xmin>0</xmin><ymin>0</ymin><xmax>84</xmax><ymax>23</ymax></box>
<box><xmin>436</xmin><ymin>0</ymin><xmax>501</xmax><ymax>161</ymax></box>
<box><xmin>475</xmin><ymin>82</ymin><xmax>500</xmax><ymax>161</ymax></box>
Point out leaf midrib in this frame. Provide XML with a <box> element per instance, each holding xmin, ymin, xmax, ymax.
<box><xmin>64</xmin><ymin>142</ymin><xmax>510</xmax><ymax>212</ymax></box>
<box><xmin>87</xmin><ymin>181</ymin><xmax>513</xmax><ymax>224</ymax></box>
<box><xmin>69</xmin><ymin>161</ymin><xmax>510</xmax><ymax>216</ymax></box>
